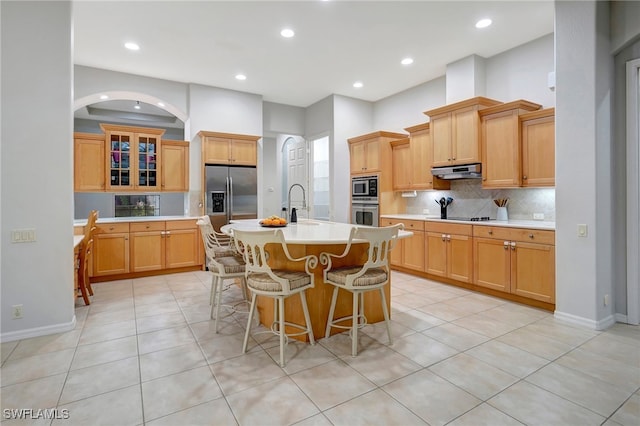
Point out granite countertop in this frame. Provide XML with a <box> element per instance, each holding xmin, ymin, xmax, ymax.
<box><xmin>74</xmin><ymin>215</ymin><xmax>200</xmax><ymax>226</ymax></box>
<box><xmin>380</xmin><ymin>213</ymin><xmax>556</xmax><ymax>231</ymax></box>
<box><xmin>222</xmin><ymin>219</ymin><xmax>413</xmax><ymax>244</ymax></box>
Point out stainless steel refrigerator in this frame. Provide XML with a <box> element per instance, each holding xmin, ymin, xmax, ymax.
<box><xmin>205</xmin><ymin>165</ymin><xmax>258</xmax><ymax>231</ymax></box>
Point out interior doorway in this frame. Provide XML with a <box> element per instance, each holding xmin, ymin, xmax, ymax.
<box><xmin>626</xmin><ymin>58</ymin><xmax>640</xmax><ymax>325</ymax></box>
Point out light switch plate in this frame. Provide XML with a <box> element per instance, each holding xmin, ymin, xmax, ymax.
<box><xmin>533</xmin><ymin>213</ymin><xmax>544</xmax><ymax>220</ymax></box>
<box><xmin>577</xmin><ymin>224</ymin><xmax>588</xmax><ymax>237</ymax></box>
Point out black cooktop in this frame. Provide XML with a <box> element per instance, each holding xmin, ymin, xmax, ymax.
<box><xmin>446</xmin><ymin>216</ymin><xmax>494</xmax><ymax>222</ymax></box>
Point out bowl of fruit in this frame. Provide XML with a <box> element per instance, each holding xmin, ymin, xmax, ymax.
<box><xmin>259</xmin><ymin>215</ymin><xmax>288</xmax><ymax>227</ymax></box>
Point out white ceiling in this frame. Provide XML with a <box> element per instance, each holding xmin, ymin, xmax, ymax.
<box><xmin>73</xmin><ymin>0</ymin><xmax>554</xmax><ymax>114</ymax></box>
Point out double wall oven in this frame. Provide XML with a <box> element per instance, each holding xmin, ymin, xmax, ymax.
<box><xmin>351</xmin><ymin>175</ymin><xmax>379</xmax><ymax>227</ymax></box>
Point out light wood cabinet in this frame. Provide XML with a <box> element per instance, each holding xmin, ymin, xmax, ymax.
<box><xmin>425</xmin><ymin>97</ymin><xmax>502</xmax><ymax>167</ymax></box>
<box><xmin>199</xmin><ymin>131</ymin><xmax>259</xmax><ymax>166</ymax></box>
<box><xmin>165</xmin><ymin>220</ymin><xmax>202</xmax><ymax>269</ymax></box>
<box><xmin>101</xmin><ymin>124</ymin><xmax>165</xmax><ymax>191</ymax></box>
<box><xmin>93</xmin><ymin>223</ymin><xmax>130</xmax><ymax>276</ymax></box>
<box><xmin>380</xmin><ymin>218</ymin><xmax>424</xmax><ymax>271</ymax></box>
<box><xmin>348</xmin><ymin>131</ymin><xmax>406</xmax><ymax>177</ymax></box>
<box><xmin>130</xmin><ymin>221</ymin><xmax>165</xmax><ymax>272</ymax></box>
<box><xmin>74</xmin><ymin>133</ymin><xmax>105</xmax><ymax>192</ymax></box>
<box><xmin>161</xmin><ymin>140</ymin><xmax>189</xmax><ymax>192</ymax></box>
<box><xmin>425</xmin><ymin>222</ymin><xmax>473</xmax><ymax>283</ymax></box>
<box><xmin>391</xmin><ymin>139</ymin><xmax>411</xmax><ymax>191</ymax></box>
<box><xmin>521</xmin><ymin>108</ymin><xmax>555</xmax><ymax>187</ymax></box>
<box><xmin>479</xmin><ymin>100</ymin><xmax>542</xmax><ymax>188</ymax></box>
<box><xmin>473</xmin><ymin>226</ymin><xmax>555</xmax><ymax>303</ymax></box>
<box><xmin>401</xmin><ymin>123</ymin><xmax>450</xmax><ymax>191</ymax></box>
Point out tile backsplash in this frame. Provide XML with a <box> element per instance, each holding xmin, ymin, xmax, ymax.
<box><xmin>404</xmin><ymin>179</ymin><xmax>555</xmax><ymax>221</ymax></box>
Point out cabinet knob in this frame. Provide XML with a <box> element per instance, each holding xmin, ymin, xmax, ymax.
<box><xmin>511</xmin><ymin>241</ymin><xmax>516</xmax><ymax>250</ymax></box>
<box><xmin>441</xmin><ymin>234</ymin><xmax>446</xmax><ymax>241</ymax></box>
<box><xmin>488</xmin><ymin>230</ymin><xmax>493</xmax><ymax>235</ymax></box>
<box><xmin>523</xmin><ymin>175</ymin><xmax>528</xmax><ymax>180</ymax></box>
<box><xmin>483</xmin><ymin>178</ymin><xmax>487</xmax><ymax>181</ymax></box>
<box><xmin>145</xmin><ymin>225</ymin><xmax>150</xmax><ymax>229</ymax></box>
<box><xmin>452</xmin><ymin>157</ymin><xmax>456</xmax><ymax>160</ymax></box>
<box><xmin>109</xmin><ymin>226</ymin><xmax>114</xmax><ymax>231</ymax></box>
<box><xmin>446</xmin><ymin>234</ymin><xmax>451</xmax><ymax>241</ymax></box>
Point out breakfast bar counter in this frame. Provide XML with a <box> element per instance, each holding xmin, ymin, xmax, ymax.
<box><xmin>222</xmin><ymin>219</ymin><xmax>411</xmax><ymax>341</ymax></box>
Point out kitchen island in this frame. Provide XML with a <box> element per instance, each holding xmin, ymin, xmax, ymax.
<box><xmin>222</xmin><ymin>219</ymin><xmax>412</xmax><ymax>341</ymax></box>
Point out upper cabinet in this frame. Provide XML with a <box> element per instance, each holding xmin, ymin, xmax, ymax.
<box><xmin>101</xmin><ymin>124</ymin><xmax>165</xmax><ymax>191</ymax></box>
<box><xmin>199</xmin><ymin>131</ymin><xmax>260</xmax><ymax>166</ymax></box>
<box><xmin>401</xmin><ymin>123</ymin><xmax>450</xmax><ymax>191</ymax></box>
<box><xmin>479</xmin><ymin>100</ymin><xmax>543</xmax><ymax>188</ymax></box>
<box><xmin>160</xmin><ymin>140</ymin><xmax>190</xmax><ymax>192</ymax></box>
<box><xmin>424</xmin><ymin>97</ymin><xmax>502</xmax><ymax>167</ymax></box>
<box><xmin>390</xmin><ymin>138</ymin><xmax>411</xmax><ymax>190</ymax></box>
<box><xmin>74</xmin><ymin>133</ymin><xmax>105</xmax><ymax>192</ymax></box>
<box><xmin>348</xmin><ymin>131</ymin><xmax>406</xmax><ymax>176</ymax></box>
<box><xmin>520</xmin><ymin>108</ymin><xmax>555</xmax><ymax>187</ymax></box>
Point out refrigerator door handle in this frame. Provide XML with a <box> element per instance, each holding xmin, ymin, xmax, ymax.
<box><xmin>229</xmin><ymin>176</ymin><xmax>234</xmax><ymax>220</ymax></box>
<box><xmin>225</xmin><ymin>176</ymin><xmax>231</xmax><ymax>223</ymax></box>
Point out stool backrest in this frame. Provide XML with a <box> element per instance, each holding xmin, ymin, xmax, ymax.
<box><xmin>353</xmin><ymin>224</ymin><xmax>403</xmax><ymax>270</ymax></box>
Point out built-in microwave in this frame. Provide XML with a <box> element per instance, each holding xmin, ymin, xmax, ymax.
<box><xmin>351</xmin><ymin>175</ymin><xmax>378</xmax><ymax>199</ymax></box>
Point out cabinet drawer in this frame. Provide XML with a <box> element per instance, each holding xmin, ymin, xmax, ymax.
<box><xmin>473</xmin><ymin>226</ymin><xmax>513</xmax><ymax>240</ymax></box>
<box><xmin>426</xmin><ymin>221</ymin><xmax>472</xmax><ymax>236</ymax></box>
<box><xmin>166</xmin><ymin>219</ymin><xmax>198</xmax><ymax>230</ymax></box>
<box><xmin>96</xmin><ymin>223</ymin><xmax>130</xmax><ymax>234</ymax></box>
<box><xmin>397</xmin><ymin>219</ymin><xmax>425</xmax><ymax>232</ymax></box>
<box><xmin>130</xmin><ymin>221</ymin><xmax>165</xmax><ymax>232</ymax></box>
<box><xmin>380</xmin><ymin>218</ymin><xmax>404</xmax><ymax>227</ymax></box>
<box><xmin>509</xmin><ymin>228</ymin><xmax>555</xmax><ymax>245</ymax></box>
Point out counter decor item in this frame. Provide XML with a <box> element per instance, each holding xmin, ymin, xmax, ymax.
<box><xmin>494</xmin><ymin>198</ymin><xmax>509</xmax><ymax>221</ymax></box>
<box><xmin>259</xmin><ymin>215</ymin><xmax>288</xmax><ymax>227</ymax></box>
<box><xmin>436</xmin><ymin>197</ymin><xmax>454</xmax><ymax>219</ymax></box>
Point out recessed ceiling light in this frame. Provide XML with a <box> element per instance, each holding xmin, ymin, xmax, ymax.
<box><xmin>134</xmin><ymin>101</ymin><xmax>141</xmax><ymax>110</ymax></box>
<box><xmin>280</xmin><ymin>28</ymin><xmax>295</xmax><ymax>38</ymax></box>
<box><xmin>124</xmin><ymin>42</ymin><xmax>140</xmax><ymax>51</ymax></box>
<box><xmin>235</xmin><ymin>74</ymin><xmax>247</xmax><ymax>81</ymax></box>
<box><xmin>157</xmin><ymin>102</ymin><xmax>165</xmax><ymax>107</ymax></box>
<box><xmin>475</xmin><ymin>18</ymin><xmax>492</xmax><ymax>29</ymax></box>
<box><xmin>99</xmin><ymin>95</ymin><xmax>109</xmax><ymax>100</ymax></box>
<box><xmin>353</xmin><ymin>81</ymin><xmax>363</xmax><ymax>88</ymax></box>
<box><xmin>401</xmin><ymin>57</ymin><xmax>414</xmax><ymax>65</ymax></box>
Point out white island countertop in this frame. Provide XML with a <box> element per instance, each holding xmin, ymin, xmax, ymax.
<box><xmin>380</xmin><ymin>214</ymin><xmax>555</xmax><ymax>231</ymax></box>
<box><xmin>222</xmin><ymin>219</ymin><xmax>413</xmax><ymax>244</ymax></box>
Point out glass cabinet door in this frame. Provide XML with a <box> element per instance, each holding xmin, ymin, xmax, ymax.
<box><xmin>137</xmin><ymin>135</ymin><xmax>158</xmax><ymax>189</ymax></box>
<box><xmin>109</xmin><ymin>133</ymin><xmax>131</xmax><ymax>188</ymax></box>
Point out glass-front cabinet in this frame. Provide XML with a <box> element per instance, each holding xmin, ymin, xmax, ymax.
<box><xmin>101</xmin><ymin>124</ymin><xmax>165</xmax><ymax>191</ymax></box>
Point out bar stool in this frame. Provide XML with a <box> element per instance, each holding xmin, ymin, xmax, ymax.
<box><xmin>233</xmin><ymin>228</ymin><xmax>317</xmax><ymax>367</ymax></box>
<box><xmin>77</xmin><ymin>209</ymin><xmax>98</xmax><ymax>304</ymax></box>
<box><xmin>196</xmin><ymin>216</ymin><xmax>248</xmax><ymax>332</ymax></box>
<box><xmin>320</xmin><ymin>223</ymin><xmax>403</xmax><ymax>356</ymax></box>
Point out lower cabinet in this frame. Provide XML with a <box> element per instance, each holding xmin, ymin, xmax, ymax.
<box><xmin>94</xmin><ymin>219</ymin><xmax>202</xmax><ymax>277</ymax></box>
<box><xmin>473</xmin><ymin>226</ymin><xmax>555</xmax><ymax>303</ymax></box>
<box><xmin>425</xmin><ymin>222</ymin><xmax>473</xmax><ymax>283</ymax></box>
<box><xmin>380</xmin><ymin>218</ymin><xmax>425</xmax><ymax>271</ymax></box>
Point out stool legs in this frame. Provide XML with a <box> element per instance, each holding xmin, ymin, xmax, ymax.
<box><xmin>242</xmin><ymin>293</ymin><xmax>258</xmax><ymax>354</ymax></box>
<box><xmin>380</xmin><ymin>288</ymin><xmax>392</xmax><ymax>345</ymax></box>
<box><xmin>325</xmin><ymin>287</ymin><xmax>339</xmax><ymax>338</ymax></box>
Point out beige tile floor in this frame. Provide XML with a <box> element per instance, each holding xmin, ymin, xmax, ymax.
<box><xmin>1</xmin><ymin>270</ymin><xmax>639</xmax><ymax>426</ymax></box>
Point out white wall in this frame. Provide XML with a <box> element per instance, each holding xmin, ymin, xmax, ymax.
<box><xmin>611</xmin><ymin>0</ymin><xmax>640</xmax><ymax>53</ymax></box>
<box><xmin>555</xmin><ymin>0</ymin><xmax>615</xmax><ymax>329</ymax></box>
<box><xmin>1</xmin><ymin>1</ymin><xmax>74</xmax><ymax>340</ymax></box>
<box><xmin>263</xmin><ymin>102</ymin><xmax>305</xmax><ymax>138</ymax></box>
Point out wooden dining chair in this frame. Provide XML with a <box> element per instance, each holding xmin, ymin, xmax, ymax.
<box><xmin>77</xmin><ymin>209</ymin><xmax>98</xmax><ymax>304</ymax></box>
<box><xmin>320</xmin><ymin>223</ymin><xmax>403</xmax><ymax>356</ymax></box>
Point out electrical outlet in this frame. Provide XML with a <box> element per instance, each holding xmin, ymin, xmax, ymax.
<box><xmin>577</xmin><ymin>224</ymin><xmax>588</xmax><ymax>237</ymax></box>
<box><xmin>422</xmin><ymin>208</ymin><xmax>430</xmax><ymax>215</ymax></box>
<box><xmin>533</xmin><ymin>213</ymin><xmax>544</xmax><ymax>220</ymax></box>
<box><xmin>12</xmin><ymin>304</ymin><xmax>23</xmax><ymax>319</ymax></box>
<box><xmin>604</xmin><ymin>294</ymin><xmax>609</xmax><ymax>306</ymax></box>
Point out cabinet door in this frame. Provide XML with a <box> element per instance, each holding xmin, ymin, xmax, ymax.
<box><xmin>452</xmin><ymin>106</ymin><xmax>481</xmax><ymax>165</ymax></box>
<box><xmin>130</xmin><ymin>231</ymin><xmax>164</xmax><ymax>272</ymax></box>
<box><xmin>74</xmin><ymin>137</ymin><xmax>105</xmax><ymax>191</ymax></box>
<box><xmin>522</xmin><ymin>115</ymin><xmax>555</xmax><ymax>187</ymax></box>
<box><xmin>425</xmin><ymin>232</ymin><xmax>447</xmax><ymax>277</ymax></box>
<box><xmin>165</xmin><ymin>228</ymin><xmax>200</xmax><ymax>268</ymax></box>
<box><xmin>349</xmin><ymin>140</ymin><xmax>366</xmax><ymax>173</ymax></box>
<box><xmin>447</xmin><ymin>234</ymin><xmax>473</xmax><ymax>283</ymax></box>
<box><xmin>106</xmin><ymin>131</ymin><xmax>134</xmax><ymax>190</ymax></box>
<box><xmin>431</xmin><ymin>114</ymin><xmax>452</xmax><ymax>167</ymax></box>
<box><xmin>136</xmin><ymin>134</ymin><xmax>160</xmax><ymax>190</ymax></box>
<box><xmin>364</xmin><ymin>139</ymin><xmax>380</xmax><ymax>172</ymax></box>
<box><xmin>482</xmin><ymin>111</ymin><xmax>521</xmax><ymax>187</ymax></box>
<box><xmin>511</xmin><ymin>241</ymin><xmax>555</xmax><ymax>303</ymax></box>
<box><xmin>403</xmin><ymin>231</ymin><xmax>425</xmax><ymax>271</ymax></box>
<box><xmin>203</xmin><ymin>137</ymin><xmax>231</xmax><ymax>164</ymax></box>
<box><xmin>230</xmin><ymin>139</ymin><xmax>257</xmax><ymax>166</ymax></box>
<box><xmin>392</xmin><ymin>143</ymin><xmax>411</xmax><ymax>190</ymax></box>
<box><xmin>161</xmin><ymin>142</ymin><xmax>189</xmax><ymax>191</ymax></box>
<box><xmin>473</xmin><ymin>237</ymin><xmax>510</xmax><ymax>292</ymax></box>
<box><xmin>93</xmin><ymin>233</ymin><xmax>130</xmax><ymax>276</ymax></box>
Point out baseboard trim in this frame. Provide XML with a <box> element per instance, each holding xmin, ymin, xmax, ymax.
<box><xmin>0</xmin><ymin>316</ymin><xmax>76</xmax><ymax>343</ymax></box>
<box><xmin>615</xmin><ymin>313</ymin><xmax>629</xmax><ymax>323</ymax></box>
<box><xmin>553</xmin><ymin>311</ymin><xmax>617</xmax><ymax>331</ymax></box>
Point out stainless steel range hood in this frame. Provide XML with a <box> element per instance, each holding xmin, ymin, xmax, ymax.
<box><xmin>431</xmin><ymin>163</ymin><xmax>482</xmax><ymax>180</ymax></box>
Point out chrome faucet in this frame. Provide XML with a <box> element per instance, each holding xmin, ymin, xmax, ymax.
<box><xmin>287</xmin><ymin>183</ymin><xmax>307</xmax><ymax>220</ymax></box>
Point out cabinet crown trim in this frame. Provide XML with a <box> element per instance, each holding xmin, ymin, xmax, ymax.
<box><xmin>519</xmin><ymin>107</ymin><xmax>555</xmax><ymax>121</ymax></box>
<box><xmin>74</xmin><ymin>132</ymin><xmax>105</xmax><ymax>140</ymax></box>
<box><xmin>478</xmin><ymin>99</ymin><xmax>542</xmax><ymax>116</ymax></box>
<box><xmin>390</xmin><ymin>137</ymin><xmax>410</xmax><ymax>147</ymax></box>
<box><xmin>423</xmin><ymin>96</ymin><xmax>503</xmax><ymax>117</ymax></box>
<box><xmin>404</xmin><ymin>122</ymin><xmax>430</xmax><ymax>133</ymax></box>
<box><xmin>99</xmin><ymin>123</ymin><xmax>166</xmax><ymax>136</ymax></box>
<box><xmin>197</xmin><ymin>130</ymin><xmax>261</xmax><ymax>141</ymax></box>
<box><xmin>347</xmin><ymin>131</ymin><xmax>407</xmax><ymax>143</ymax></box>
